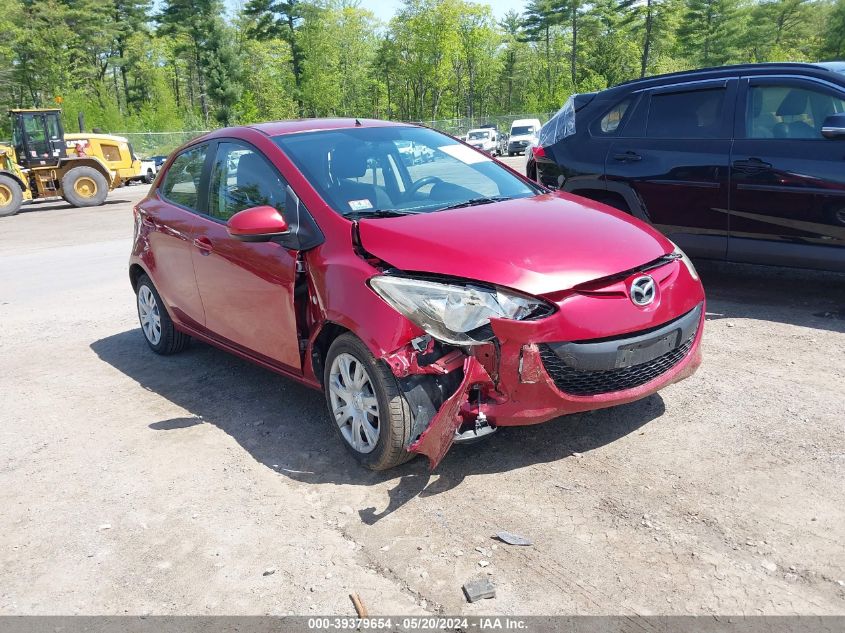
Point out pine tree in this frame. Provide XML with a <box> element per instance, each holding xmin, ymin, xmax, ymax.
<box><xmin>157</xmin><ymin>0</ymin><xmax>242</xmax><ymax>126</ymax></box>
<box><xmin>242</xmin><ymin>0</ymin><xmax>307</xmax><ymax>113</ymax></box>
<box><xmin>678</xmin><ymin>0</ymin><xmax>742</xmax><ymax>66</ymax></box>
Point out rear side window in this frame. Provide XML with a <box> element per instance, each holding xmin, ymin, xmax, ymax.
<box><xmin>646</xmin><ymin>88</ymin><xmax>726</xmax><ymax>139</ymax></box>
<box><xmin>596</xmin><ymin>98</ymin><xmax>632</xmax><ymax>135</ymax></box>
<box><xmin>161</xmin><ymin>144</ymin><xmax>208</xmax><ymax>211</ymax></box>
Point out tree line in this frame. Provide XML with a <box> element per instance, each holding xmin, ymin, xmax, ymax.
<box><xmin>0</xmin><ymin>0</ymin><xmax>843</xmax><ymax>139</ymax></box>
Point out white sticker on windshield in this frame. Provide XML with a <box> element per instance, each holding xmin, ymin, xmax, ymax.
<box><xmin>438</xmin><ymin>144</ymin><xmax>492</xmax><ymax>165</ymax></box>
<box><xmin>348</xmin><ymin>199</ymin><xmax>373</xmax><ymax>211</ymax></box>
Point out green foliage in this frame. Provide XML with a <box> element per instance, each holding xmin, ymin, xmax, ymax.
<box><xmin>0</xmin><ymin>0</ymin><xmax>840</xmax><ymax>145</ymax></box>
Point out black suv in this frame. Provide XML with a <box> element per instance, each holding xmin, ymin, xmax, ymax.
<box><xmin>529</xmin><ymin>62</ymin><xmax>845</xmax><ymax>272</ymax></box>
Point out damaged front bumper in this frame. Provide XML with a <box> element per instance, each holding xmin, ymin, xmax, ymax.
<box><xmin>384</xmin><ymin>289</ymin><xmax>705</xmax><ymax>469</ymax></box>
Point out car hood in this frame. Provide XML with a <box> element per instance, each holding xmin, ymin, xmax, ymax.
<box><xmin>357</xmin><ymin>193</ymin><xmax>674</xmax><ymax>296</ymax></box>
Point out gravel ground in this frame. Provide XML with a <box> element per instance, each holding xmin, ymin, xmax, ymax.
<box><xmin>1</xmin><ymin>161</ymin><xmax>844</xmax><ymax>615</ymax></box>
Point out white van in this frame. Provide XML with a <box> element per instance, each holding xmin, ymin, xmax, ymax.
<box><xmin>507</xmin><ymin>118</ymin><xmax>542</xmax><ymax>156</ymax></box>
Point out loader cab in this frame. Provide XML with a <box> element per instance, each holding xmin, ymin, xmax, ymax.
<box><xmin>10</xmin><ymin>109</ymin><xmax>67</xmax><ymax>169</ymax></box>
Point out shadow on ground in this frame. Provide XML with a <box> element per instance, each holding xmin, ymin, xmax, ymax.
<box><xmin>91</xmin><ymin>330</ymin><xmax>664</xmax><ymax>523</ymax></box>
<box><xmin>18</xmin><ymin>191</ymin><xmax>141</xmax><ymax>215</ymax></box>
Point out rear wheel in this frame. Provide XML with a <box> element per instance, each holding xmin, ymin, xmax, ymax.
<box><xmin>0</xmin><ymin>175</ymin><xmax>23</xmax><ymax>217</ymax></box>
<box><xmin>324</xmin><ymin>333</ymin><xmax>415</xmax><ymax>470</ymax></box>
<box><xmin>61</xmin><ymin>166</ymin><xmax>109</xmax><ymax>207</ymax></box>
<box><xmin>136</xmin><ymin>274</ymin><xmax>190</xmax><ymax>355</ymax></box>
<box><xmin>144</xmin><ymin>169</ymin><xmax>154</xmax><ymax>184</ymax></box>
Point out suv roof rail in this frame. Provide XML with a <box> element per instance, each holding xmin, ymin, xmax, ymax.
<box><xmin>612</xmin><ymin>62</ymin><xmax>828</xmax><ymax>88</ymax></box>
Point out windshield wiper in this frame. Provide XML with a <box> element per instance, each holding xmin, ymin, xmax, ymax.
<box><xmin>439</xmin><ymin>196</ymin><xmax>513</xmax><ymax>211</ymax></box>
<box><xmin>343</xmin><ymin>208</ymin><xmax>421</xmax><ymax>220</ymax></box>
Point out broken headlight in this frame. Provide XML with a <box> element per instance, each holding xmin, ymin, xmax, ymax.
<box><xmin>369</xmin><ymin>275</ymin><xmax>553</xmax><ymax>346</ymax></box>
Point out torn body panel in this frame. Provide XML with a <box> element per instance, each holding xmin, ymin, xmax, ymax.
<box><xmin>407</xmin><ymin>356</ymin><xmax>493</xmax><ymax>469</ymax></box>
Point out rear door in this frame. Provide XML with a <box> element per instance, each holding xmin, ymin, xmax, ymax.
<box><xmin>728</xmin><ymin>76</ymin><xmax>845</xmax><ymax>271</ymax></box>
<box><xmin>606</xmin><ymin>79</ymin><xmax>737</xmax><ymax>260</ymax></box>
<box><xmin>142</xmin><ymin>143</ymin><xmax>209</xmax><ymax>329</ymax></box>
<box><xmin>189</xmin><ymin>140</ymin><xmax>302</xmax><ymax>371</ymax></box>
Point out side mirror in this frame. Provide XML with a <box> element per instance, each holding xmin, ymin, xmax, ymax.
<box><xmin>227</xmin><ymin>205</ymin><xmax>289</xmax><ymax>242</ymax></box>
<box><xmin>822</xmin><ymin>113</ymin><xmax>845</xmax><ymax>139</ymax></box>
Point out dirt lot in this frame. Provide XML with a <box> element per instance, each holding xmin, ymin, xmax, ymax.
<box><xmin>1</xmin><ymin>161</ymin><xmax>844</xmax><ymax>616</ymax></box>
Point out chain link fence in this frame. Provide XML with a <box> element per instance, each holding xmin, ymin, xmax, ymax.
<box><xmin>116</xmin><ymin>114</ymin><xmax>554</xmax><ymax>158</ymax></box>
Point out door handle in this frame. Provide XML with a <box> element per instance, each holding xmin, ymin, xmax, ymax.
<box><xmin>613</xmin><ymin>151</ymin><xmax>642</xmax><ymax>162</ymax></box>
<box><xmin>733</xmin><ymin>157</ymin><xmax>772</xmax><ymax>170</ymax></box>
<box><xmin>193</xmin><ymin>236</ymin><xmax>213</xmax><ymax>254</ymax></box>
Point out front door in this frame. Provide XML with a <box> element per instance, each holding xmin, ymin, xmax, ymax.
<box><xmin>729</xmin><ymin>77</ymin><xmax>845</xmax><ymax>271</ymax></box>
<box><xmin>190</xmin><ymin>141</ymin><xmax>302</xmax><ymax>371</ymax></box>
<box><xmin>605</xmin><ymin>80</ymin><xmax>736</xmax><ymax>260</ymax></box>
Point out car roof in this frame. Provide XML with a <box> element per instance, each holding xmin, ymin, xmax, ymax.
<box><xmin>608</xmin><ymin>62</ymin><xmax>845</xmax><ymax>94</ymax></box>
<box><xmin>247</xmin><ymin>118</ymin><xmax>414</xmax><ymax>137</ymax></box>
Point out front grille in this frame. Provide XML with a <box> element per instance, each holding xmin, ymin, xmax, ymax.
<box><xmin>539</xmin><ymin>335</ymin><xmax>695</xmax><ymax>396</ymax></box>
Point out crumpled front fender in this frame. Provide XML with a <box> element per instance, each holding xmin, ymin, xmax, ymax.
<box><xmin>407</xmin><ymin>356</ymin><xmax>492</xmax><ymax>469</ymax></box>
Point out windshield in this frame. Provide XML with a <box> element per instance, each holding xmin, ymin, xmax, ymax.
<box><xmin>511</xmin><ymin>126</ymin><xmax>536</xmax><ymax>136</ymax></box>
<box><xmin>467</xmin><ymin>131</ymin><xmax>490</xmax><ymax>140</ymax></box>
<box><xmin>274</xmin><ymin>126</ymin><xmax>538</xmax><ymax>218</ymax></box>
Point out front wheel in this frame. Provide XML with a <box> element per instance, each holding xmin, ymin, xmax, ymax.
<box><xmin>324</xmin><ymin>333</ymin><xmax>415</xmax><ymax>470</ymax></box>
<box><xmin>0</xmin><ymin>174</ymin><xmax>24</xmax><ymax>217</ymax></box>
<box><xmin>136</xmin><ymin>274</ymin><xmax>189</xmax><ymax>355</ymax></box>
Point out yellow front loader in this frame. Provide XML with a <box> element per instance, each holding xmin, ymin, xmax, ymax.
<box><xmin>0</xmin><ymin>109</ymin><xmax>122</xmax><ymax>217</ymax></box>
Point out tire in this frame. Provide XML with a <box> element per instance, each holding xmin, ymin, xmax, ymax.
<box><xmin>324</xmin><ymin>333</ymin><xmax>415</xmax><ymax>470</ymax></box>
<box><xmin>144</xmin><ymin>169</ymin><xmax>154</xmax><ymax>185</ymax></box>
<box><xmin>0</xmin><ymin>174</ymin><xmax>24</xmax><ymax>217</ymax></box>
<box><xmin>61</xmin><ymin>166</ymin><xmax>109</xmax><ymax>207</ymax></box>
<box><xmin>508</xmin><ymin>152</ymin><xmax>513</xmax><ymax>157</ymax></box>
<box><xmin>135</xmin><ymin>274</ymin><xmax>190</xmax><ymax>355</ymax></box>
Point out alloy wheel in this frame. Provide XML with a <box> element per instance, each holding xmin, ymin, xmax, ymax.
<box><xmin>328</xmin><ymin>353</ymin><xmax>380</xmax><ymax>454</ymax></box>
<box><xmin>138</xmin><ymin>285</ymin><xmax>162</xmax><ymax>345</ymax></box>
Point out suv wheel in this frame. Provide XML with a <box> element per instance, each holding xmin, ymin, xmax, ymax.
<box><xmin>324</xmin><ymin>333</ymin><xmax>415</xmax><ymax>470</ymax></box>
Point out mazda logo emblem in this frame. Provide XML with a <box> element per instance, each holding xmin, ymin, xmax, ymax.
<box><xmin>630</xmin><ymin>275</ymin><xmax>656</xmax><ymax>306</ymax></box>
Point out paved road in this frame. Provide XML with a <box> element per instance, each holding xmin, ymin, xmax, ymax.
<box><xmin>1</xmin><ymin>176</ymin><xmax>844</xmax><ymax>615</ymax></box>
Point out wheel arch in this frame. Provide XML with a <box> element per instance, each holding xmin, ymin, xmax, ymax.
<box><xmin>59</xmin><ymin>157</ymin><xmax>115</xmax><ymax>185</ymax></box>
<box><xmin>0</xmin><ymin>170</ymin><xmax>28</xmax><ymax>193</ymax></box>
<box><xmin>129</xmin><ymin>263</ymin><xmax>149</xmax><ymax>292</ymax></box>
<box><xmin>309</xmin><ymin>321</ymin><xmax>353</xmax><ymax>387</ymax></box>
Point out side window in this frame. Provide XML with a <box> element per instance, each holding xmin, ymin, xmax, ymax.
<box><xmin>208</xmin><ymin>142</ymin><xmax>286</xmax><ymax>221</ymax></box>
<box><xmin>161</xmin><ymin>144</ymin><xmax>208</xmax><ymax>211</ymax></box>
<box><xmin>646</xmin><ymin>88</ymin><xmax>726</xmax><ymax>139</ymax></box>
<box><xmin>596</xmin><ymin>98</ymin><xmax>632</xmax><ymax>135</ymax></box>
<box><xmin>747</xmin><ymin>84</ymin><xmax>845</xmax><ymax>139</ymax></box>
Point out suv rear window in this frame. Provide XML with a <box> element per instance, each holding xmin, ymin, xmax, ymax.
<box><xmin>646</xmin><ymin>88</ymin><xmax>726</xmax><ymax>139</ymax></box>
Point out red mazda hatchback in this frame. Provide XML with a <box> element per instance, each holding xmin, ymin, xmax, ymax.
<box><xmin>129</xmin><ymin>119</ymin><xmax>705</xmax><ymax>470</ymax></box>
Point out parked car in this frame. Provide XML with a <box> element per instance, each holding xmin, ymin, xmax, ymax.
<box><xmin>129</xmin><ymin>119</ymin><xmax>705</xmax><ymax>470</ymax></box>
<box><xmin>507</xmin><ymin>118</ymin><xmax>541</xmax><ymax>155</ymax></box>
<box><xmin>529</xmin><ymin>62</ymin><xmax>845</xmax><ymax>272</ymax></box>
<box><xmin>465</xmin><ymin>128</ymin><xmax>498</xmax><ymax>154</ymax></box>
<box><xmin>497</xmin><ymin>132</ymin><xmax>510</xmax><ymax>156</ymax></box>
<box><xmin>139</xmin><ymin>159</ymin><xmax>157</xmax><ymax>184</ymax></box>
<box><xmin>150</xmin><ymin>154</ymin><xmax>168</xmax><ymax>169</ymax></box>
